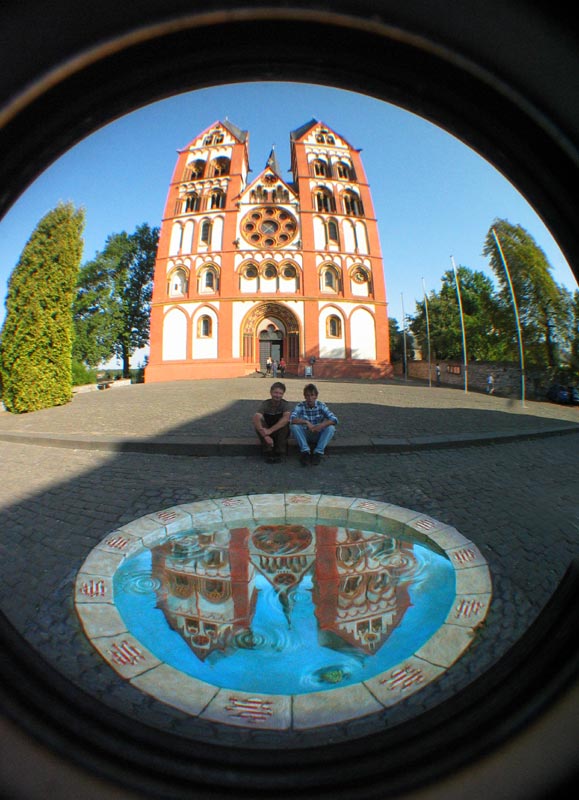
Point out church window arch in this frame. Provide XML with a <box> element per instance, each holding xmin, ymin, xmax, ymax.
<box><xmin>262</xmin><ymin>262</ymin><xmax>278</xmax><ymax>280</ymax></box>
<box><xmin>314</xmin><ymin>186</ymin><xmax>336</xmax><ymax>213</ymax></box>
<box><xmin>343</xmin><ymin>190</ymin><xmax>364</xmax><ymax>216</ymax></box>
<box><xmin>200</xmin><ymin>219</ymin><xmax>212</xmax><ymax>245</ymax></box>
<box><xmin>327</xmin><ymin>315</ymin><xmax>342</xmax><ymax>338</ymax></box>
<box><xmin>351</xmin><ymin>266</ymin><xmax>369</xmax><ymax>284</ymax></box>
<box><xmin>210</xmin><ymin>157</ymin><xmax>230</xmax><ymax>177</ymax></box>
<box><xmin>198</xmin><ymin>315</ymin><xmax>213</xmax><ymax>338</ymax></box>
<box><xmin>198</xmin><ymin>264</ymin><xmax>219</xmax><ymax>293</ymax></box>
<box><xmin>209</xmin><ymin>188</ymin><xmax>226</xmax><ymax>209</ymax></box>
<box><xmin>321</xmin><ymin>264</ymin><xmax>341</xmax><ymax>293</ymax></box>
<box><xmin>184</xmin><ymin>192</ymin><xmax>200</xmax><ymax>213</ymax></box>
<box><xmin>243</xmin><ymin>263</ymin><xmax>258</xmax><ymax>279</ymax></box>
<box><xmin>312</xmin><ymin>158</ymin><xmax>329</xmax><ymax>177</ymax></box>
<box><xmin>316</xmin><ymin>130</ymin><xmax>335</xmax><ymax>145</ymax></box>
<box><xmin>327</xmin><ymin>218</ymin><xmax>340</xmax><ymax>245</ymax></box>
<box><xmin>167</xmin><ymin>267</ymin><xmax>188</xmax><ymax>297</ymax></box>
<box><xmin>335</xmin><ymin>160</ymin><xmax>355</xmax><ymax>180</ymax></box>
<box><xmin>186</xmin><ymin>160</ymin><xmax>206</xmax><ymax>181</ymax></box>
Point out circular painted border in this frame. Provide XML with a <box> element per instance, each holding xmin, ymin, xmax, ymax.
<box><xmin>75</xmin><ymin>494</ymin><xmax>492</xmax><ymax>733</ymax></box>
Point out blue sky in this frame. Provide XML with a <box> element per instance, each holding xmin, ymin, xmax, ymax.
<box><xmin>0</xmin><ymin>82</ymin><xmax>576</xmax><ymax>334</ymax></box>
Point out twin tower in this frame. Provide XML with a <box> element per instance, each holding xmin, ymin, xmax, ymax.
<box><xmin>146</xmin><ymin>119</ymin><xmax>392</xmax><ymax>382</ymax></box>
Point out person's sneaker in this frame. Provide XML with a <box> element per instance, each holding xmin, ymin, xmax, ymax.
<box><xmin>311</xmin><ymin>453</ymin><xmax>322</xmax><ymax>466</ymax></box>
<box><xmin>300</xmin><ymin>451</ymin><xmax>310</xmax><ymax>466</ymax></box>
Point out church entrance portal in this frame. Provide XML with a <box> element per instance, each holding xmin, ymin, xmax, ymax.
<box><xmin>242</xmin><ymin>303</ymin><xmax>300</xmax><ymax>374</ymax></box>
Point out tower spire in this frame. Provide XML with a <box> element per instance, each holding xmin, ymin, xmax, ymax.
<box><xmin>265</xmin><ymin>145</ymin><xmax>281</xmax><ymax>176</ymax></box>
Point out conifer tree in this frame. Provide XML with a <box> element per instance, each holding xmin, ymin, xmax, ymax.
<box><xmin>0</xmin><ymin>202</ymin><xmax>85</xmax><ymax>412</ymax></box>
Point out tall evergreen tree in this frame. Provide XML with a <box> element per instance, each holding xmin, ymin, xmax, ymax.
<box><xmin>73</xmin><ymin>223</ymin><xmax>159</xmax><ymax>376</ymax></box>
<box><xmin>0</xmin><ymin>202</ymin><xmax>85</xmax><ymax>412</ymax></box>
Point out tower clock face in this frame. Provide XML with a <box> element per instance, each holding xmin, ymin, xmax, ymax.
<box><xmin>240</xmin><ymin>206</ymin><xmax>298</xmax><ymax>248</ymax></box>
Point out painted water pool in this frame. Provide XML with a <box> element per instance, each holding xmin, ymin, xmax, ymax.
<box><xmin>75</xmin><ymin>494</ymin><xmax>492</xmax><ymax>732</ymax></box>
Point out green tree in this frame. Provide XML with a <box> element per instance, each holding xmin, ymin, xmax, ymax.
<box><xmin>0</xmin><ymin>202</ymin><xmax>85</xmax><ymax>413</ymax></box>
<box><xmin>411</xmin><ymin>266</ymin><xmax>505</xmax><ymax>361</ymax></box>
<box><xmin>389</xmin><ymin>317</ymin><xmax>414</xmax><ymax>363</ymax></box>
<box><xmin>73</xmin><ymin>223</ymin><xmax>159</xmax><ymax>376</ymax></box>
<box><xmin>483</xmin><ymin>219</ymin><xmax>572</xmax><ymax>368</ymax></box>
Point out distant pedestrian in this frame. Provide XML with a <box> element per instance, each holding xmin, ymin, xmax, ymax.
<box><xmin>272</xmin><ymin>359</ymin><xmax>278</xmax><ymax>377</ymax></box>
<box><xmin>486</xmin><ymin>373</ymin><xmax>495</xmax><ymax>394</ymax></box>
<box><xmin>266</xmin><ymin>356</ymin><xmax>272</xmax><ymax>376</ymax></box>
<box><xmin>279</xmin><ymin>357</ymin><xmax>286</xmax><ymax>378</ymax></box>
<box><xmin>435</xmin><ymin>364</ymin><xmax>441</xmax><ymax>386</ymax></box>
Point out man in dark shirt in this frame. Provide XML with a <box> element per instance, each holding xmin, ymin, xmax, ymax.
<box><xmin>252</xmin><ymin>381</ymin><xmax>291</xmax><ymax>463</ymax></box>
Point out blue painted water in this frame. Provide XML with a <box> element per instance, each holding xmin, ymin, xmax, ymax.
<box><xmin>114</xmin><ymin>520</ymin><xmax>455</xmax><ymax>694</ymax></box>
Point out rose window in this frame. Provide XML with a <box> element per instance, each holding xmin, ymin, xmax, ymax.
<box><xmin>240</xmin><ymin>206</ymin><xmax>298</xmax><ymax>248</ymax></box>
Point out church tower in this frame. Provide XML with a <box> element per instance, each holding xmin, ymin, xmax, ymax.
<box><xmin>146</xmin><ymin>119</ymin><xmax>392</xmax><ymax>381</ymax></box>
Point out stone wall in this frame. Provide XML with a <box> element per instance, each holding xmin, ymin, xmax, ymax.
<box><xmin>393</xmin><ymin>360</ymin><xmax>548</xmax><ymax>399</ymax></box>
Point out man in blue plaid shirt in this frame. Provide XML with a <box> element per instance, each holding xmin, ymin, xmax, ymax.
<box><xmin>290</xmin><ymin>383</ymin><xmax>338</xmax><ymax>466</ymax></box>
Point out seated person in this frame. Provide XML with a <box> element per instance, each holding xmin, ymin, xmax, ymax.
<box><xmin>252</xmin><ymin>382</ymin><xmax>291</xmax><ymax>463</ymax></box>
<box><xmin>290</xmin><ymin>383</ymin><xmax>338</xmax><ymax>466</ymax></box>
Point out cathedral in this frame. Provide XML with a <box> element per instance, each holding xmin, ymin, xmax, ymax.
<box><xmin>146</xmin><ymin>119</ymin><xmax>392</xmax><ymax>382</ymax></box>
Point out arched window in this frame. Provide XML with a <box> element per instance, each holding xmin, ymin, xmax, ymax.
<box><xmin>209</xmin><ymin>189</ymin><xmax>226</xmax><ymax>209</ymax></box>
<box><xmin>314</xmin><ymin>187</ymin><xmax>336</xmax><ymax>213</ymax></box>
<box><xmin>282</xmin><ymin>264</ymin><xmax>296</xmax><ymax>279</ymax></box>
<box><xmin>327</xmin><ymin>315</ymin><xmax>342</xmax><ymax>338</ymax></box>
<box><xmin>211</xmin><ymin>157</ymin><xmax>230</xmax><ymax>177</ymax></box>
<box><xmin>168</xmin><ymin>268</ymin><xmax>188</xmax><ymax>297</ymax></box>
<box><xmin>327</xmin><ymin>219</ymin><xmax>340</xmax><ymax>244</ymax></box>
<box><xmin>198</xmin><ymin>315</ymin><xmax>213</xmax><ymax>337</ymax></box>
<box><xmin>187</xmin><ymin>160</ymin><xmax>205</xmax><ymax>180</ymax></box>
<box><xmin>184</xmin><ymin>193</ymin><xmax>200</xmax><ymax>213</ymax></box>
<box><xmin>335</xmin><ymin>161</ymin><xmax>354</xmax><ymax>180</ymax></box>
<box><xmin>322</xmin><ymin>265</ymin><xmax>340</xmax><ymax>292</ymax></box>
<box><xmin>263</xmin><ymin>262</ymin><xmax>278</xmax><ymax>279</ymax></box>
<box><xmin>316</xmin><ymin>131</ymin><xmax>335</xmax><ymax>145</ymax></box>
<box><xmin>312</xmin><ymin>159</ymin><xmax>329</xmax><ymax>177</ymax></box>
<box><xmin>244</xmin><ymin>263</ymin><xmax>258</xmax><ymax>279</ymax></box>
<box><xmin>199</xmin><ymin>266</ymin><xmax>218</xmax><ymax>293</ymax></box>
<box><xmin>200</xmin><ymin>219</ymin><xmax>212</xmax><ymax>244</ymax></box>
<box><xmin>343</xmin><ymin>191</ymin><xmax>364</xmax><ymax>216</ymax></box>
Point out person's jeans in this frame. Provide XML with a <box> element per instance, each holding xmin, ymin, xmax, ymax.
<box><xmin>290</xmin><ymin>424</ymin><xmax>335</xmax><ymax>454</ymax></box>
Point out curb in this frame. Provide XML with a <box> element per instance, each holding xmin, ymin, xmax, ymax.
<box><xmin>1</xmin><ymin>424</ymin><xmax>577</xmax><ymax>456</ymax></box>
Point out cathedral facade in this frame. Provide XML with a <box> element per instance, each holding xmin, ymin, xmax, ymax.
<box><xmin>146</xmin><ymin>119</ymin><xmax>392</xmax><ymax>382</ymax></box>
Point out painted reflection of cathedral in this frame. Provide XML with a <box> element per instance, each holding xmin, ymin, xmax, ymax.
<box><xmin>152</xmin><ymin>524</ymin><xmax>417</xmax><ymax>662</ymax></box>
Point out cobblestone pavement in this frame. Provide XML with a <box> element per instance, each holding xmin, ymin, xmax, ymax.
<box><xmin>1</xmin><ymin>377</ymin><xmax>578</xmax><ymax>745</ymax></box>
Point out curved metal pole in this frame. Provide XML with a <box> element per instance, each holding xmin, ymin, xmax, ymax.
<box><xmin>451</xmin><ymin>257</ymin><xmax>468</xmax><ymax>393</ymax></box>
<box><xmin>491</xmin><ymin>228</ymin><xmax>526</xmax><ymax>407</ymax></box>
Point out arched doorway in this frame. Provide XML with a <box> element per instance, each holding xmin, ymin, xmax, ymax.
<box><xmin>242</xmin><ymin>302</ymin><xmax>300</xmax><ymax>373</ymax></box>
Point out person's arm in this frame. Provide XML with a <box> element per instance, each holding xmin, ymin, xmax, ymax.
<box><xmin>311</xmin><ymin>404</ymin><xmax>338</xmax><ymax>432</ymax></box>
<box><xmin>262</xmin><ymin>410</ymin><xmax>290</xmax><ymax>435</ymax></box>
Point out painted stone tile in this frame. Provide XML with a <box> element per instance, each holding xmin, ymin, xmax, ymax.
<box><xmin>200</xmin><ymin>689</ymin><xmax>291</xmax><ymax>730</ymax></box>
<box><xmin>455</xmin><ymin>564</ymin><xmax>492</xmax><ymax>595</ymax></box>
<box><xmin>116</xmin><ymin>516</ymin><xmax>166</xmax><ymax>538</ymax></box>
<box><xmin>76</xmin><ymin>601</ymin><xmax>127</xmax><ymax>638</ymax></box>
<box><xmin>78</xmin><ymin>549</ymin><xmax>125</xmax><ymax>577</ymax></box>
<box><xmin>213</xmin><ymin>495</ymin><xmax>253</xmax><ymax>522</ymax></box>
<box><xmin>178</xmin><ymin>499</ymin><xmax>221</xmax><ymax>517</ymax></box>
<box><xmin>90</xmin><ymin>633</ymin><xmax>162</xmax><ymax>679</ymax></box>
<box><xmin>446</xmin><ymin>543</ymin><xmax>487</xmax><ymax>570</ymax></box>
<box><xmin>446</xmin><ymin>593</ymin><xmax>492</xmax><ymax>628</ymax></box>
<box><xmin>131</xmin><ymin>665</ymin><xmax>218</xmax><ymax>716</ymax></box>
<box><xmin>285</xmin><ymin>493</ymin><xmax>321</xmax><ymax>518</ymax></box>
<box><xmin>347</xmin><ymin>498</ymin><xmax>391</xmax><ymax>526</ymax></box>
<box><xmin>427</xmin><ymin>525</ymin><xmax>471</xmax><ymax>551</ymax></box>
<box><xmin>317</xmin><ymin>494</ymin><xmax>357</xmax><ymax>519</ymax></box>
<box><xmin>96</xmin><ymin>530</ymin><xmax>143</xmax><ymax>557</ymax></box>
<box><xmin>365</xmin><ymin>656</ymin><xmax>445</xmax><ymax>707</ymax></box>
<box><xmin>414</xmin><ymin>623</ymin><xmax>475</xmax><ymax>668</ymax></box>
<box><xmin>147</xmin><ymin>506</ymin><xmax>193</xmax><ymax>535</ymax></box>
<box><xmin>293</xmin><ymin>683</ymin><xmax>382</xmax><ymax>729</ymax></box>
<box><xmin>247</xmin><ymin>493</ymin><xmax>286</xmax><ymax>518</ymax></box>
<box><xmin>75</xmin><ymin>573</ymin><xmax>114</xmax><ymax>604</ymax></box>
